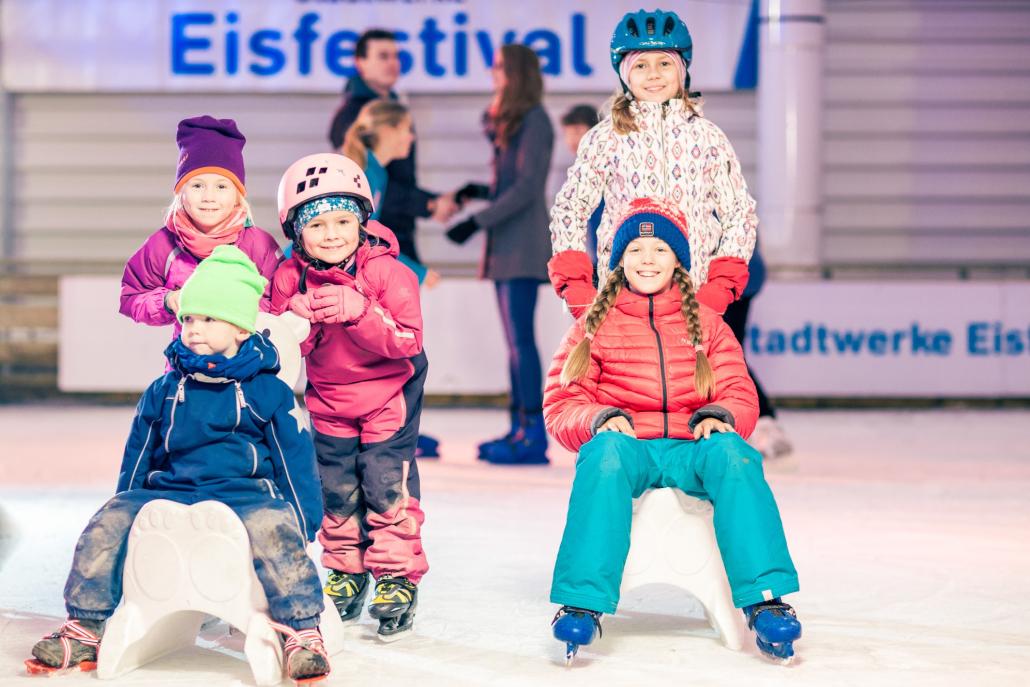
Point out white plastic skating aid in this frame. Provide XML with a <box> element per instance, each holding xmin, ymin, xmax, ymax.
<box><xmin>96</xmin><ymin>500</ymin><xmax>344</xmax><ymax>685</ymax></box>
<box><xmin>620</xmin><ymin>488</ymin><xmax>750</xmax><ymax>651</ymax></box>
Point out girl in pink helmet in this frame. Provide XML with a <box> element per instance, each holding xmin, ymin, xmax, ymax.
<box><xmin>270</xmin><ymin>153</ymin><xmax>428</xmax><ymax>642</ymax></box>
<box><xmin>119</xmin><ymin>116</ymin><xmax>282</xmax><ymax>341</ymax></box>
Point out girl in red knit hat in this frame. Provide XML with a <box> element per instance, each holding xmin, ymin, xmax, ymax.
<box><xmin>544</xmin><ymin>198</ymin><xmax>801</xmax><ymax>665</ymax></box>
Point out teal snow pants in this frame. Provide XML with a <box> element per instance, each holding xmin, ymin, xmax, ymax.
<box><xmin>551</xmin><ymin>431</ymin><xmax>799</xmax><ymax>614</ymax></box>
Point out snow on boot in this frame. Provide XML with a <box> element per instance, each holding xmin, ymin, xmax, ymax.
<box><xmin>484</xmin><ymin>412</ymin><xmax>549</xmax><ymax>465</ymax></box>
<box><xmin>368</xmin><ymin>576</ymin><xmax>418</xmax><ymax>641</ymax></box>
<box><xmin>744</xmin><ymin>599</ymin><xmax>802</xmax><ymax>664</ymax></box>
<box><xmin>551</xmin><ymin>606</ymin><xmax>602</xmax><ymax>666</ymax></box>
<box><xmin>323</xmin><ymin>570</ymin><xmax>370</xmax><ymax>623</ymax></box>
<box><xmin>26</xmin><ymin>618</ymin><xmax>103</xmax><ymax>675</ymax></box>
<box><xmin>268</xmin><ymin>622</ymin><xmax>330</xmax><ymax>684</ymax></box>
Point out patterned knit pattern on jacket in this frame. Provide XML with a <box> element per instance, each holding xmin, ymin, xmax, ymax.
<box><xmin>550</xmin><ymin>99</ymin><xmax>758</xmax><ymax>288</ymax></box>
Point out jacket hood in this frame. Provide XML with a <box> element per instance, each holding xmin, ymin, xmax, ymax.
<box><xmin>165</xmin><ymin>332</ymin><xmax>281</xmax><ymax>381</ymax></box>
<box><xmin>344</xmin><ymin>74</ymin><xmax>395</xmax><ymax>100</ymax></box>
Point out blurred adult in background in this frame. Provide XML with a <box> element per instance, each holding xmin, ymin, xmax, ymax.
<box><xmin>446</xmin><ymin>44</ymin><xmax>554</xmax><ymax>465</ymax></box>
<box><xmin>559</xmin><ymin>104</ymin><xmax>604</xmax><ymax>275</ymax></box>
<box><xmin>722</xmin><ymin>245</ymin><xmax>794</xmax><ymax>462</ymax></box>
<box><xmin>328</xmin><ymin>29</ymin><xmax>458</xmax><ymax>262</ymax></box>
<box><xmin>342</xmin><ymin>99</ymin><xmax>441</xmax><ymax>288</ymax></box>
<box><xmin>329</xmin><ymin>29</ymin><xmax>454</xmax><ymax>459</ymax></box>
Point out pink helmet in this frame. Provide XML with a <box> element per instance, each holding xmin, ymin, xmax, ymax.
<box><xmin>276</xmin><ymin>153</ymin><xmax>375</xmax><ymax>241</ymax></box>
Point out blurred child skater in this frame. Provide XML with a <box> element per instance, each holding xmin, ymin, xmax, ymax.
<box><xmin>544</xmin><ymin>199</ymin><xmax>800</xmax><ymax>664</ymax></box>
<box><xmin>120</xmin><ymin>116</ymin><xmax>281</xmax><ymax>341</ymax></box>
<box><xmin>549</xmin><ymin>9</ymin><xmax>757</xmax><ymax>319</ymax></box>
<box><xmin>271</xmin><ymin>154</ymin><xmax>428</xmax><ymax>641</ymax></box>
<box><xmin>343</xmin><ymin>99</ymin><xmax>444</xmax><ymax>459</ymax></box>
<box><xmin>28</xmin><ymin>247</ymin><xmax>329</xmax><ymax>682</ymax></box>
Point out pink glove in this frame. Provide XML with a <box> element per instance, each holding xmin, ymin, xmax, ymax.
<box><xmin>288</xmin><ymin>292</ymin><xmax>316</xmax><ymax>320</ymax></box>
<box><xmin>311</xmin><ymin>284</ymin><xmax>366</xmax><ymax>324</ymax></box>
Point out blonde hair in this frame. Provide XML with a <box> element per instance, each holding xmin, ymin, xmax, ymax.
<box><xmin>608</xmin><ymin>87</ymin><xmax>703</xmax><ymax>135</ymax></box>
<box><xmin>164</xmin><ymin>184</ymin><xmax>251</xmax><ymax>225</ymax></box>
<box><xmin>342</xmin><ymin>99</ymin><xmax>410</xmax><ymax>168</ymax></box>
<box><xmin>560</xmin><ymin>264</ymin><xmax>715</xmax><ymax>400</ymax></box>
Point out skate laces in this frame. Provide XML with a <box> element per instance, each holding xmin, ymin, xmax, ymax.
<box><xmin>43</xmin><ymin>620</ymin><xmax>101</xmax><ymax>670</ymax></box>
<box><xmin>373</xmin><ymin>576</ymin><xmax>416</xmax><ymax>604</ymax></box>
<box><xmin>267</xmin><ymin>622</ymin><xmax>328</xmax><ymax>661</ymax></box>
<box><xmin>551</xmin><ymin>606</ymin><xmax>603</xmax><ymax>637</ymax></box>
<box><xmin>745</xmin><ymin>600</ymin><xmax>796</xmax><ymax>630</ymax></box>
<box><xmin>324</xmin><ymin>570</ymin><xmax>367</xmax><ymax>598</ymax></box>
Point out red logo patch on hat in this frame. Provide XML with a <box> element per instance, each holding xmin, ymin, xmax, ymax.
<box><xmin>639</xmin><ymin>221</ymin><xmax>654</xmax><ymax>237</ymax></box>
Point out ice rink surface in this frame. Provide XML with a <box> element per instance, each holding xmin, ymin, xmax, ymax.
<box><xmin>2</xmin><ymin>405</ymin><xmax>1029</xmax><ymax>686</ymax></box>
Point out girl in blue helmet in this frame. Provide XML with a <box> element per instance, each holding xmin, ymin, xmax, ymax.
<box><xmin>547</xmin><ymin>9</ymin><xmax>800</xmax><ymax>665</ymax></box>
<box><xmin>549</xmin><ymin>9</ymin><xmax>757</xmax><ymax>321</ymax></box>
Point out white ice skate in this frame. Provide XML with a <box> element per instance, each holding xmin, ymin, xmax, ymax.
<box><xmin>749</xmin><ymin>417</ymin><xmax>796</xmax><ymax>470</ymax></box>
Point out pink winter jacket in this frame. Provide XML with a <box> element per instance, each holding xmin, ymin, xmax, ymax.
<box><xmin>119</xmin><ymin>226</ymin><xmax>282</xmax><ymax>338</ymax></box>
<box><xmin>270</xmin><ymin>221</ymin><xmax>424</xmax><ymax>438</ymax></box>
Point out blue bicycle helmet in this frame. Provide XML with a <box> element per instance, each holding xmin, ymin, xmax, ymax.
<box><xmin>611</xmin><ymin>9</ymin><xmax>693</xmax><ymax>88</ymax></box>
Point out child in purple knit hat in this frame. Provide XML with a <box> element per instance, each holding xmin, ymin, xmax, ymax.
<box><xmin>119</xmin><ymin>115</ymin><xmax>282</xmax><ymax>344</ymax></box>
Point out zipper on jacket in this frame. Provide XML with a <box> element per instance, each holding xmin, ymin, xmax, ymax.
<box><xmin>647</xmin><ymin>295</ymin><xmax>670</xmax><ymax>437</ymax></box>
<box><xmin>660</xmin><ymin>101</ymin><xmax>670</xmax><ymax>196</ymax></box>
<box><xmin>234</xmin><ymin>382</ymin><xmax>245</xmax><ymax>430</ymax></box>
<box><xmin>165</xmin><ymin>378</ymin><xmax>187</xmax><ymax>452</ymax></box>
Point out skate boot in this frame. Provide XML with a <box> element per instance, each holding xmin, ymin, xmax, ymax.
<box><xmin>477</xmin><ymin>408</ymin><xmax>521</xmax><ymax>460</ymax></box>
<box><xmin>483</xmin><ymin>412</ymin><xmax>549</xmax><ymax>465</ymax></box>
<box><xmin>368</xmin><ymin>576</ymin><xmax>418</xmax><ymax>641</ymax></box>
<box><xmin>749</xmin><ymin>417</ymin><xmax>794</xmax><ymax>463</ymax></box>
<box><xmin>416</xmin><ymin>434</ymin><xmax>440</xmax><ymax>459</ymax></box>
<box><xmin>323</xmin><ymin>570</ymin><xmax>370</xmax><ymax>623</ymax></box>
<box><xmin>25</xmin><ymin>618</ymin><xmax>104</xmax><ymax>675</ymax></box>
<box><xmin>743</xmin><ymin>599</ymin><xmax>802</xmax><ymax>664</ymax></box>
<box><xmin>268</xmin><ymin>622</ymin><xmax>330</xmax><ymax>684</ymax></box>
<box><xmin>551</xmin><ymin>606</ymin><xmax>602</xmax><ymax>665</ymax></box>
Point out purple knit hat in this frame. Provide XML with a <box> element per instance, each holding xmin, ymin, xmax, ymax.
<box><xmin>174</xmin><ymin>115</ymin><xmax>247</xmax><ymax>195</ymax></box>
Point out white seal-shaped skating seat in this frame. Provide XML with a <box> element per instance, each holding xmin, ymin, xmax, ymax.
<box><xmin>621</xmin><ymin>488</ymin><xmax>749</xmax><ymax>650</ymax></box>
<box><xmin>97</xmin><ymin>500</ymin><xmax>344</xmax><ymax>684</ymax></box>
<box><xmin>98</xmin><ymin>313</ymin><xmax>334</xmax><ymax>684</ymax></box>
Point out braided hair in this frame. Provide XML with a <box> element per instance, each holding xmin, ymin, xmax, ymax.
<box><xmin>673</xmin><ymin>266</ymin><xmax>715</xmax><ymax>399</ymax></box>
<box><xmin>560</xmin><ymin>266</ymin><xmax>625</xmax><ymax>387</ymax></box>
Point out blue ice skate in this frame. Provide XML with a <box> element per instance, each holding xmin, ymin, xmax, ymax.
<box><xmin>551</xmin><ymin>606</ymin><xmax>602</xmax><ymax>665</ymax></box>
<box><xmin>743</xmin><ymin>599</ymin><xmax>802</xmax><ymax>664</ymax></box>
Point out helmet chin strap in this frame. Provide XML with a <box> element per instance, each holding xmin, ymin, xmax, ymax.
<box><xmin>295</xmin><ymin>229</ymin><xmax>369</xmax><ymax>294</ymax></box>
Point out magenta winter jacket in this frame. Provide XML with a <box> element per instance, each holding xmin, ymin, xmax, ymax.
<box><xmin>119</xmin><ymin>226</ymin><xmax>283</xmax><ymax>338</ymax></box>
<box><xmin>270</xmin><ymin>221</ymin><xmax>424</xmax><ymax>439</ymax></box>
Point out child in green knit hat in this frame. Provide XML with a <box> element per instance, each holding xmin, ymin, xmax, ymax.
<box><xmin>177</xmin><ymin>244</ymin><xmax>268</xmax><ymax>357</ymax></box>
<box><xmin>27</xmin><ymin>245</ymin><xmax>332</xmax><ymax>682</ymax></box>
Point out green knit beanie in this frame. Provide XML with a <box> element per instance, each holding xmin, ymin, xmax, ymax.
<box><xmin>178</xmin><ymin>245</ymin><xmax>267</xmax><ymax>332</ymax></box>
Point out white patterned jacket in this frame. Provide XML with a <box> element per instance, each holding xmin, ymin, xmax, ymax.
<box><xmin>549</xmin><ymin>98</ymin><xmax>758</xmax><ymax>312</ymax></box>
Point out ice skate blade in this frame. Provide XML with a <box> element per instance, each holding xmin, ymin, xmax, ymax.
<box><xmin>375</xmin><ymin>625</ymin><xmax>413</xmax><ymax>643</ymax></box>
<box><xmin>25</xmin><ymin>658</ymin><xmax>97</xmax><ymax>676</ymax></box>
<box><xmin>757</xmin><ymin>640</ymin><xmax>796</xmax><ymax>665</ymax></box>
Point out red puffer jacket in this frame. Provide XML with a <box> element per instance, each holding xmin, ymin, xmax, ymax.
<box><xmin>543</xmin><ymin>286</ymin><xmax>758</xmax><ymax>453</ymax></box>
<box><xmin>270</xmin><ymin>221</ymin><xmax>423</xmax><ymax>437</ymax></box>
